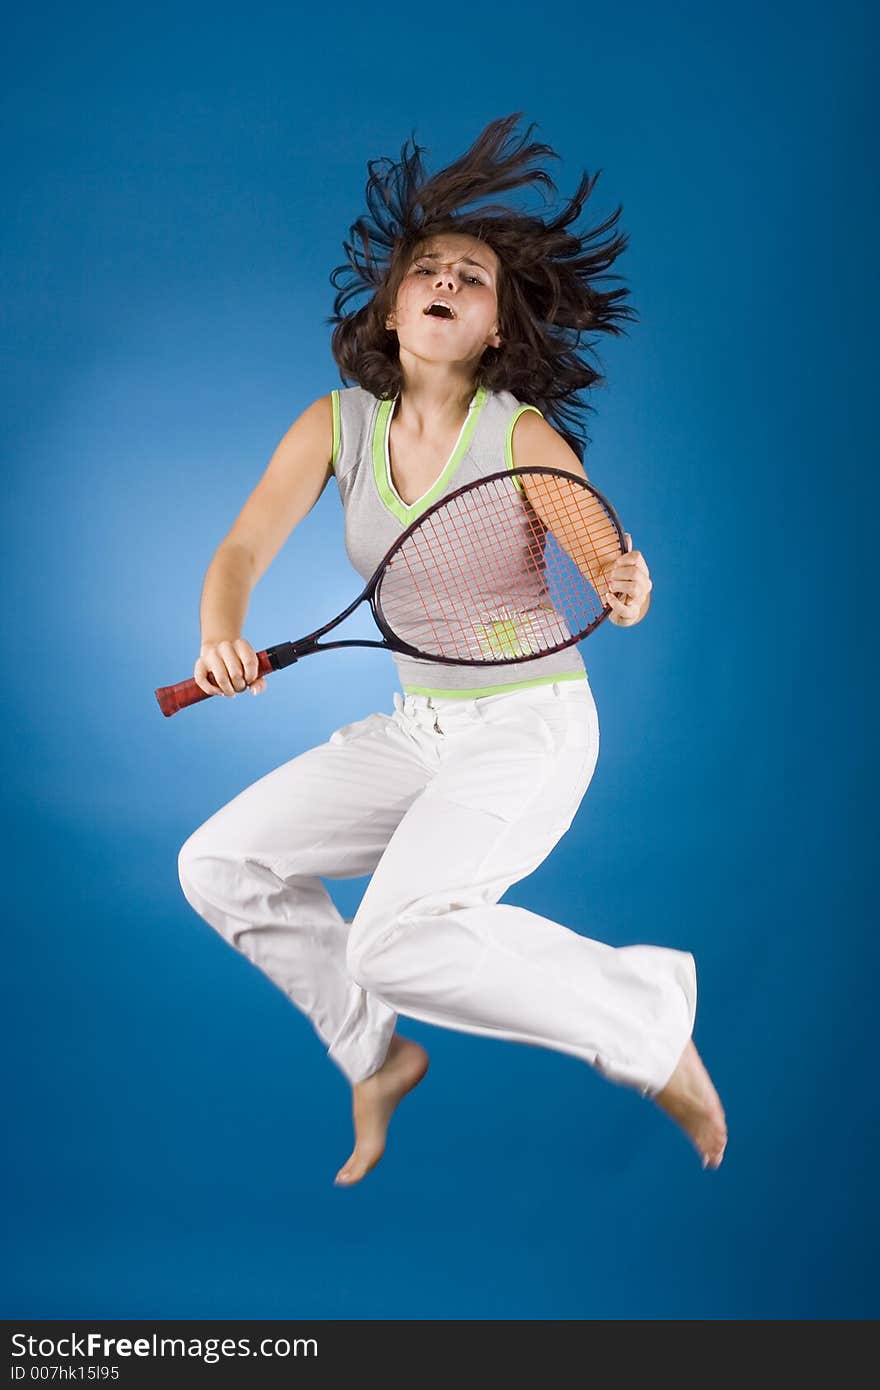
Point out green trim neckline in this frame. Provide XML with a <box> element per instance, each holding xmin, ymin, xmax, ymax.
<box><xmin>372</xmin><ymin>386</ymin><xmax>489</xmax><ymax>526</ymax></box>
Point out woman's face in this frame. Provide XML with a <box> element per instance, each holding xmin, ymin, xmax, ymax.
<box><xmin>385</xmin><ymin>232</ymin><xmax>502</xmax><ymax>365</ymax></box>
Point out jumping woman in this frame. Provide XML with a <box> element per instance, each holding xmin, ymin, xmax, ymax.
<box><xmin>177</xmin><ymin>114</ymin><xmax>728</xmax><ymax>1185</ymax></box>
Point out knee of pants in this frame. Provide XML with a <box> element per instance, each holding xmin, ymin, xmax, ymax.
<box><xmin>345</xmin><ymin>928</ymin><xmax>382</xmax><ymax>994</ymax></box>
<box><xmin>345</xmin><ymin>908</ymin><xmax>407</xmax><ymax>994</ymax></box>
<box><xmin>177</xmin><ymin>831</ymin><xmax>217</xmax><ymax>911</ymax></box>
<box><xmin>177</xmin><ymin>832</ymin><xmax>247</xmax><ymax>944</ymax></box>
<box><xmin>178</xmin><ymin>831</ymin><xmax>323</xmax><ymax>951</ymax></box>
<box><xmin>345</xmin><ymin>895</ymin><xmax>456</xmax><ymax>994</ymax></box>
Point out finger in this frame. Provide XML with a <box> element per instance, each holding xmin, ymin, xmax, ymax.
<box><xmin>608</xmin><ymin>601</ymin><xmax>637</xmax><ymax>626</ymax></box>
<box><xmin>205</xmin><ymin>653</ymin><xmax>237</xmax><ymax>697</ymax></box>
<box><xmin>609</xmin><ymin>583</ymin><xmax>650</xmax><ymax>608</ymax></box>
<box><xmin>217</xmin><ymin>640</ymin><xmax>247</xmax><ymax>692</ymax></box>
<box><xmin>234</xmin><ymin>639</ymin><xmax>260</xmax><ymax>685</ymax></box>
<box><xmin>604</xmin><ymin>558</ymin><xmax>644</xmax><ymax>586</ymax></box>
<box><xmin>193</xmin><ymin>659</ymin><xmax>223</xmax><ymax>698</ymax></box>
<box><xmin>604</xmin><ymin>579</ymin><xmax>638</xmax><ymax>600</ymax></box>
<box><xmin>607</xmin><ymin>554</ymin><xmax>645</xmax><ymax>579</ymax></box>
<box><xmin>606</xmin><ymin>590</ymin><xmax>637</xmax><ymax>618</ymax></box>
<box><xmin>213</xmin><ymin>664</ymin><xmax>237</xmax><ymax>696</ymax></box>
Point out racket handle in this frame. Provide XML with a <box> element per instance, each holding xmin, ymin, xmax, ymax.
<box><xmin>155</xmin><ymin>648</ymin><xmax>279</xmax><ymax>718</ymax></box>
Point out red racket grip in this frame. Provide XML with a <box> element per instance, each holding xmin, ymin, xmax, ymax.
<box><xmin>155</xmin><ymin>648</ymin><xmax>276</xmax><ymax>717</ymax></box>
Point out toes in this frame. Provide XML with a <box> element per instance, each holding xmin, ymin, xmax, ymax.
<box><xmin>334</xmin><ymin>1147</ymin><xmax>381</xmax><ymax>1186</ymax></box>
<box><xmin>701</xmin><ymin>1141</ymin><xmax>727</xmax><ymax>1170</ymax></box>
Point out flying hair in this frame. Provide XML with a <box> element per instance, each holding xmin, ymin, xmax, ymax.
<box><xmin>326</xmin><ymin>112</ymin><xmax>639</xmax><ymax>460</ymax></box>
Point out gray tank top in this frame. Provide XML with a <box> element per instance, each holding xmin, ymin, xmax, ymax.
<box><xmin>329</xmin><ymin>383</ymin><xmax>587</xmax><ymax>698</ymax></box>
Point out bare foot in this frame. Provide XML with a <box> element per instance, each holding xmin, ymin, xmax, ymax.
<box><xmin>652</xmin><ymin>1039</ymin><xmax>728</xmax><ymax>1169</ymax></box>
<box><xmin>333</xmin><ymin>1035</ymin><xmax>430</xmax><ymax>1187</ymax></box>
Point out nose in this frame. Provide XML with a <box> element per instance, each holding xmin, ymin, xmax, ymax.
<box><xmin>433</xmin><ymin>266</ymin><xmax>456</xmax><ymax>290</ymax></box>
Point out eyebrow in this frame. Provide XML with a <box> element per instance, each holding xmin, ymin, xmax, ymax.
<box><xmin>415</xmin><ymin>251</ymin><xmax>493</xmax><ymax>276</ymax></box>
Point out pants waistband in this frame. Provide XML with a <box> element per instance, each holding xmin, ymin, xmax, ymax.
<box><xmin>393</xmin><ymin>679</ymin><xmax>591</xmax><ymax>718</ymax></box>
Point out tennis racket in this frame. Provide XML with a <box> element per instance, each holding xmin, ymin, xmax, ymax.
<box><xmin>155</xmin><ymin>465</ymin><xmax>627</xmax><ymax>717</ymax></box>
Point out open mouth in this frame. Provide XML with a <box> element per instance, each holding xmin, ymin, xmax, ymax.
<box><xmin>423</xmin><ymin>301</ymin><xmax>456</xmax><ymax>320</ymax></box>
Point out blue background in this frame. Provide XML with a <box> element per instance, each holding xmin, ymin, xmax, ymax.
<box><xmin>2</xmin><ymin>0</ymin><xmax>875</xmax><ymax>1320</ymax></box>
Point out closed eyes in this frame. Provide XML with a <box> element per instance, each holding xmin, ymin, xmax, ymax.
<box><xmin>414</xmin><ymin>265</ymin><xmax>484</xmax><ymax>286</ymax></box>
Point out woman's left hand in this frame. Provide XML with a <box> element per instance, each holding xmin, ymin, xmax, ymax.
<box><xmin>603</xmin><ymin>533</ymin><xmax>652</xmax><ymax>627</ymax></box>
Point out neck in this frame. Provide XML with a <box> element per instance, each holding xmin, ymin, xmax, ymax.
<box><xmin>393</xmin><ymin>354</ymin><xmax>479</xmax><ymax>436</ymax></box>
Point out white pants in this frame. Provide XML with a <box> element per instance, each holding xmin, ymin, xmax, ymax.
<box><xmin>177</xmin><ymin>679</ymin><xmax>696</xmax><ymax>1095</ymax></box>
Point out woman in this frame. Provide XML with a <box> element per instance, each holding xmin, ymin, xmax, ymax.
<box><xmin>177</xmin><ymin>114</ymin><xmax>727</xmax><ymax>1185</ymax></box>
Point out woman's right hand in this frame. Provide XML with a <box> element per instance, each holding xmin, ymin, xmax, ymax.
<box><xmin>194</xmin><ymin>638</ymin><xmax>267</xmax><ymax>698</ymax></box>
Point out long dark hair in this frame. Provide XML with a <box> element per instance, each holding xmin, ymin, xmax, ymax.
<box><xmin>326</xmin><ymin>113</ymin><xmax>639</xmax><ymax>460</ymax></box>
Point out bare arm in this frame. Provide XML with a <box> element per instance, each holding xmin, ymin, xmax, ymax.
<box><xmin>199</xmin><ymin>543</ymin><xmax>260</xmax><ymax>646</ymax></box>
<box><xmin>194</xmin><ymin>393</ymin><xmax>335</xmax><ymax>696</ymax></box>
<box><xmin>510</xmin><ymin>410</ymin><xmax>653</xmax><ymax>626</ymax></box>
<box><xmin>509</xmin><ymin>409</ymin><xmax>612</xmax><ymax>595</ymax></box>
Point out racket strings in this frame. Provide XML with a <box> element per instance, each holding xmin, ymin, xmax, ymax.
<box><xmin>377</xmin><ymin>470</ymin><xmax>621</xmax><ymax>662</ymax></box>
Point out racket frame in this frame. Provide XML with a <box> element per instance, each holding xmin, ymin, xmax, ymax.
<box><xmin>264</xmin><ymin>465</ymin><xmax>626</xmax><ymax>672</ymax></box>
<box><xmin>155</xmin><ymin>465</ymin><xmax>626</xmax><ymax>715</ymax></box>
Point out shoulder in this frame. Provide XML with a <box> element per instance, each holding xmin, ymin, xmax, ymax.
<box><xmin>327</xmin><ymin>384</ymin><xmax>385</xmax><ymax>478</ymax></box>
<box><xmin>329</xmin><ymin>383</ymin><xmax>384</xmax><ymax>432</ymax></box>
<box><xmin>500</xmin><ymin>393</ymin><xmax>589</xmax><ymax>482</ymax></box>
<box><xmin>330</xmin><ymin>384</ymin><xmax>384</xmax><ymax>407</ymax></box>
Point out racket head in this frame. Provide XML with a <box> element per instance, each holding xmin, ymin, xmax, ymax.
<box><xmin>371</xmin><ymin>465</ymin><xmax>627</xmax><ymax>667</ymax></box>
